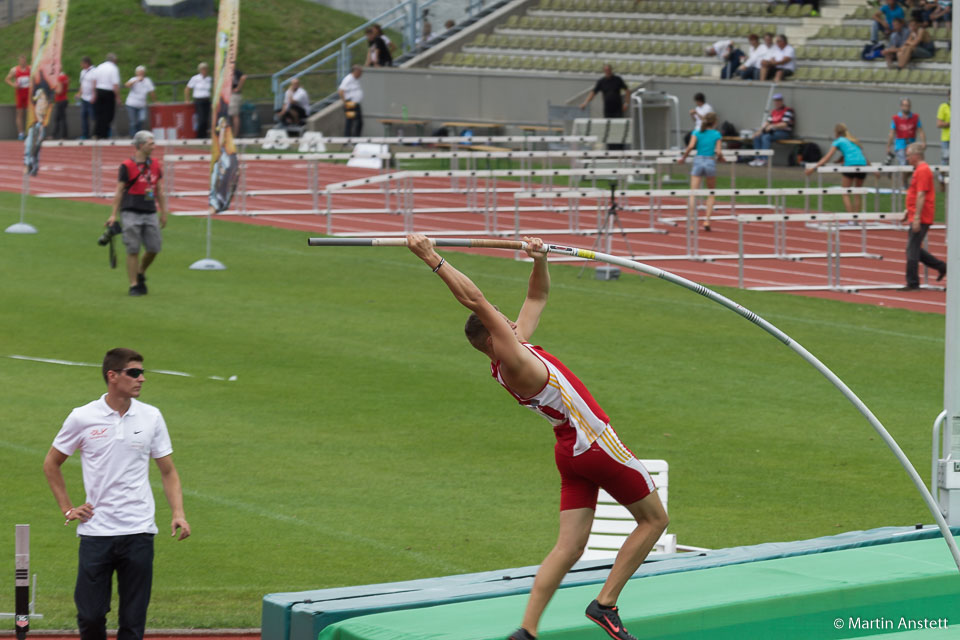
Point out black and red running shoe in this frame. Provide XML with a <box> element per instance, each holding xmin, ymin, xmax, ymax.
<box><xmin>585</xmin><ymin>599</ymin><xmax>637</xmax><ymax>640</ymax></box>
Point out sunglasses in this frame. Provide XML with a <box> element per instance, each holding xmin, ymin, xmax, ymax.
<box><xmin>113</xmin><ymin>367</ymin><xmax>145</xmax><ymax>379</ymax></box>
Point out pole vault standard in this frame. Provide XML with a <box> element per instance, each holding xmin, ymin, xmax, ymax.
<box><xmin>307</xmin><ymin>236</ymin><xmax>960</xmax><ymax>573</ymax></box>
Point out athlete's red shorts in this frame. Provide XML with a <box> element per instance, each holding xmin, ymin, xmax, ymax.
<box><xmin>554</xmin><ymin>427</ymin><xmax>655</xmax><ymax>511</ymax></box>
<box><xmin>15</xmin><ymin>89</ymin><xmax>29</xmax><ymax>109</ymax></box>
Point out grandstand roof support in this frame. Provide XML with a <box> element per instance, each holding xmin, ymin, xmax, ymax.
<box><xmin>939</xmin><ymin>16</ymin><xmax>960</xmax><ymax>525</ymax></box>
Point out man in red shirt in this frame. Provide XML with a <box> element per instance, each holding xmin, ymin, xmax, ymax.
<box><xmin>901</xmin><ymin>142</ymin><xmax>946</xmax><ymax>290</ymax></box>
<box><xmin>4</xmin><ymin>54</ymin><xmax>30</xmax><ymax>139</ymax></box>
<box><xmin>52</xmin><ymin>71</ymin><xmax>69</xmax><ymax>139</ymax></box>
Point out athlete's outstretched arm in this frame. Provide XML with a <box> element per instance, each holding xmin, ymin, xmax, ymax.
<box><xmin>407</xmin><ymin>234</ymin><xmax>539</xmax><ymax>374</ymax></box>
<box><xmin>516</xmin><ymin>237</ymin><xmax>549</xmax><ymax>342</ymax></box>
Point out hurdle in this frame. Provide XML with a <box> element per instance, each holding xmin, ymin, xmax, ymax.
<box><xmin>734</xmin><ymin>212</ymin><xmax>900</xmax><ymax>290</ymax></box>
<box><xmin>321</xmin><ymin>167</ymin><xmax>655</xmax><ymax>237</ymax></box>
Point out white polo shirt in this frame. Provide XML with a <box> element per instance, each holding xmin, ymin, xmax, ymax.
<box><xmin>338</xmin><ymin>73</ymin><xmax>363</xmax><ymax>104</ymax></box>
<box><xmin>52</xmin><ymin>394</ymin><xmax>173</xmax><ymax>536</ymax></box>
<box><xmin>125</xmin><ymin>76</ymin><xmax>155</xmax><ymax>108</ymax></box>
<box><xmin>94</xmin><ymin>61</ymin><xmax>120</xmax><ymax>91</ymax></box>
<box><xmin>187</xmin><ymin>73</ymin><xmax>212</xmax><ymax>99</ymax></box>
<box><xmin>79</xmin><ymin>66</ymin><xmax>97</xmax><ymax>102</ymax></box>
<box><xmin>774</xmin><ymin>44</ymin><xmax>796</xmax><ymax>72</ymax></box>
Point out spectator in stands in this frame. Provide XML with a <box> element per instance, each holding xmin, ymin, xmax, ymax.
<box><xmin>51</xmin><ymin>69</ymin><xmax>69</xmax><ymax>140</ymax></box>
<box><xmin>277</xmin><ymin>77</ymin><xmax>309</xmax><ymax>126</ymax></box>
<box><xmin>882</xmin><ymin>17</ymin><xmax>912</xmax><ymax>68</ymax></box>
<box><xmin>894</xmin><ymin>17</ymin><xmax>936</xmax><ymax>68</ymax></box>
<box><xmin>749</xmin><ymin>93</ymin><xmax>794</xmax><ymax>166</ymax></box>
<box><xmin>579</xmin><ymin>64</ymin><xmax>629</xmax><ymax>118</ymax></box>
<box><xmin>373</xmin><ymin>24</ymin><xmax>397</xmax><ymax>56</ymax></box>
<box><xmin>738</xmin><ymin>32</ymin><xmax>773</xmax><ymax>80</ymax></box>
<box><xmin>804</xmin><ymin>123</ymin><xmax>869</xmax><ymax>213</ymax></box>
<box><xmin>900</xmin><ymin>142</ymin><xmax>946</xmax><ymax>289</ymax></box>
<box><xmin>759</xmin><ymin>34</ymin><xmax>795</xmax><ymax>81</ymax></box>
<box><xmin>872</xmin><ymin>0</ymin><xmax>907</xmax><ymax>43</ymax></box>
<box><xmin>124</xmin><ymin>66</ymin><xmax>155</xmax><ymax>137</ymax></box>
<box><xmin>678</xmin><ymin>111</ymin><xmax>724</xmax><ymax>232</ymax></box>
<box><xmin>887</xmin><ymin>98</ymin><xmax>926</xmax><ymax>167</ymax></box>
<box><xmin>418</xmin><ymin>13</ymin><xmax>434</xmax><ymax>49</ymax></box>
<box><xmin>721</xmin><ymin>41</ymin><xmax>746</xmax><ymax>79</ymax></box>
<box><xmin>338</xmin><ymin>66</ymin><xmax>363</xmax><ymax>137</ymax></box>
<box><xmin>185</xmin><ymin>62</ymin><xmax>213</xmax><ymax>138</ymax></box>
<box><xmin>5</xmin><ymin>54</ymin><xmax>30</xmax><ymax>140</ymax></box>
<box><xmin>928</xmin><ymin>0</ymin><xmax>952</xmax><ymax>27</ymax></box>
<box><xmin>444</xmin><ymin>19</ymin><xmax>456</xmax><ymax>31</ymax></box>
<box><xmin>704</xmin><ymin>39</ymin><xmax>740</xmax><ymax>79</ymax></box>
<box><xmin>365</xmin><ymin>26</ymin><xmax>393</xmax><ymax>67</ymax></box>
<box><xmin>76</xmin><ymin>56</ymin><xmax>96</xmax><ymax>140</ymax></box>
<box><xmin>93</xmin><ymin>53</ymin><xmax>121</xmax><ymax>139</ymax></box>
<box><xmin>231</xmin><ymin>67</ymin><xmax>247</xmax><ymax>136</ymax></box>
<box><xmin>936</xmin><ymin>90</ymin><xmax>950</xmax><ymax>167</ymax></box>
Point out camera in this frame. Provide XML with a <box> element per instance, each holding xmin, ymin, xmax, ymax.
<box><xmin>97</xmin><ymin>221</ymin><xmax>122</xmax><ymax>246</ymax></box>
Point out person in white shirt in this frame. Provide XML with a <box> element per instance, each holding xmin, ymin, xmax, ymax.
<box><xmin>337</xmin><ymin>65</ymin><xmax>364</xmax><ymax>136</ymax></box>
<box><xmin>43</xmin><ymin>347</ymin><xmax>190</xmax><ymax>640</ymax></box>
<box><xmin>704</xmin><ymin>38</ymin><xmax>732</xmax><ymax>58</ymax></box>
<box><xmin>75</xmin><ymin>56</ymin><xmax>97</xmax><ymax>139</ymax></box>
<box><xmin>277</xmin><ymin>76</ymin><xmax>310</xmax><ymax>126</ymax></box>
<box><xmin>760</xmin><ymin>34</ymin><xmax>796</xmax><ymax>82</ymax></box>
<box><xmin>184</xmin><ymin>62</ymin><xmax>213</xmax><ymax>138</ymax></box>
<box><xmin>93</xmin><ymin>52</ymin><xmax>121</xmax><ymax>139</ymax></box>
<box><xmin>738</xmin><ymin>32</ymin><xmax>773</xmax><ymax>80</ymax></box>
<box><xmin>124</xmin><ymin>65</ymin><xmax>155</xmax><ymax>137</ymax></box>
<box><xmin>689</xmin><ymin>92</ymin><xmax>715</xmax><ymax>133</ymax></box>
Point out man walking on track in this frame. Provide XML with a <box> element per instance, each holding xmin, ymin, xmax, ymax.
<box><xmin>43</xmin><ymin>347</ymin><xmax>190</xmax><ymax>640</ymax></box>
<box><xmin>407</xmin><ymin>234</ymin><xmax>668</xmax><ymax>640</ymax></box>
<box><xmin>900</xmin><ymin>142</ymin><xmax>946</xmax><ymax>290</ymax></box>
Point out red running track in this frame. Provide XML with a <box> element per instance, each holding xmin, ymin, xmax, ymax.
<box><xmin>0</xmin><ymin>141</ymin><xmax>947</xmax><ymax>314</ymax></box>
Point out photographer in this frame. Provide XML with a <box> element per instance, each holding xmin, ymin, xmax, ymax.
<box><xmin>107</xmin><ymin>131</ymin><xmax>168</xmax><ymax>297</ymax></box>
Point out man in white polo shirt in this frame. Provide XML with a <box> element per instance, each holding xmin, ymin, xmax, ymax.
<box><xmin>93</xmin><ymin>53</ymin><xmax>121</xmax><ymax>139</ymax></box>
<box><xmin>43</xmin><ymin>347</ymin><xmax>190</xmax><ymax>640</ymax></box>
<box><xmin>338</xmin><ymin>65</ymin><xmax>364</xmax><ymax>137</ymax></box>
<box><xmin>76</xmin><ymin>56</ymin><xmax>97</xmax><ymax>140</ymax></box>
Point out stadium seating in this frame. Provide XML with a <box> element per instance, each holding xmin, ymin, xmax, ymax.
<box><xmin>432</xmin><ymin>0</ymin><xmax>951</xmax><ymax>87</ymax></box>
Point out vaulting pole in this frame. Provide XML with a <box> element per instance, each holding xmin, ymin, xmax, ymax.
<box><xmin>308</xmin><ymin>236</ymin><xmax>960</xmax><ymax>572</ymax></box>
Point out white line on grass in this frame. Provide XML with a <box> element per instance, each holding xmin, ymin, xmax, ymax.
<box><xmin>0</xmin><ymin>439</ymin><xmax>468</xmax><ymax>575</ymax></box>
<box><xmin>6</xmin><ymin>355</ymin><xmax>238</xmax><ymax>381</ymax></box>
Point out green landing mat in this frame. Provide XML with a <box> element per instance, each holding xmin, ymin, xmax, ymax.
<box><xmin>317</xmin><ymin>537</ymin><xmax>960</xmax><ymax>640</ymax></box>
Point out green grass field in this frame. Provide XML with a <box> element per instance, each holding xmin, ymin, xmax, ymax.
<box><xmin>0</xmin><ymin>191</ymin><xmax>947</xmax><ymax>629</ymax></box>
<box><xmin>0</xmin><ymin>0</ymin><xmax>372</xmax><ymax>105</ymax></box>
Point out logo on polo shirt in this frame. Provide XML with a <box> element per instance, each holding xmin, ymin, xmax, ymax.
<box><xmin>89</xmin><ymin>428</ymin><xmax>109</xmax><ymax>439</ymax></box>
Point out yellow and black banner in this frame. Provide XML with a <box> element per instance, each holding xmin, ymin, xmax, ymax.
<box><xmin>24</xmin><ymin>0</ymin><xmax>68</xmax><ymax>175</ymax></box>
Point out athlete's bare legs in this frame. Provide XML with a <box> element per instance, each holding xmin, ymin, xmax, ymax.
<box><xmin>519</xmin><ymin>507</ymin><xmax>593</xmax><ymax>636</ymax></box>
<box><xmin>596</xmin><ymin>491</ymin><xmax>669</xmax><ymax>606</ymax></box>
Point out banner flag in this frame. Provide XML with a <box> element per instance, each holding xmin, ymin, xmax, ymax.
<box><xmin>209</xmin><ymin>0</ymin><xmax>240</xmax><ymax>213</ymax></box>
<box><xmin>24</xmin><ymin>0</ymin><xmax>68</xmax><ymax>176</ymax></box>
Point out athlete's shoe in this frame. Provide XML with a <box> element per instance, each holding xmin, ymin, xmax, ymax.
<box><xmin>137</xmin><ymin>272</ymin><xmax>147</xmax><ymax>294</ymax></box>
<box><xmin>507</xmin><ymin>628</ymin><xmax>536</xmax><ymax>640</ymax></box>
<box><xmin>585</xmin><ymin>600</ymin><xmax>637</xmax><ymax>640</ymax></box>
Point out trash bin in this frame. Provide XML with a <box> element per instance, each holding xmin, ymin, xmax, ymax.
<box><xmin>240</xmin><ymin>103</ymin><xmax>260</xmax><ymax>137</ymax></box>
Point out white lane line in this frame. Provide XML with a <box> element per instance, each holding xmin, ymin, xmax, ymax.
<box><xmin>6</xmin><ymin>355</ymin><xmax>237</xmax><ymax>381</ymax></box>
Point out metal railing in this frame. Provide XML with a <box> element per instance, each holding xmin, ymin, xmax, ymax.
<box><xmin>271</xmin><ymin>0</ymin><xmax>487</xmax><ymax>113</ymax></box>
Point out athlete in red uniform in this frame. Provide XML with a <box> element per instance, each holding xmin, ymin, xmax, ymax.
<box><xmin>5</xmin><ymin>55</ymin><xmax>31</xmax><ymax>139</ymax></box>
<box><xmin>408</xmin><ymin>234</ymin><xmax>668</xmax><ymax>640</ymax></box>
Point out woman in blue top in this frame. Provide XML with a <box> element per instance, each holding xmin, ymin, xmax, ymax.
<box><xmin>678</xmin><ymin>111</ymin><xmax>724</xmax><ymax>231</ymax></box>
<box><xmin>805</xmin><ymin>123</ymin><xmax>869</xmax><ymax>213</ymax></box>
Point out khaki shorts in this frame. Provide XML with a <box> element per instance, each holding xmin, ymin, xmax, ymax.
<box><xmin>229</xmin><ymin>93</ymin><xmax>243</xmax><ymax>117</ymax></box>
<box><xmin>122</xmin><ymin>210</ymin><xmax>162</xmax><ymax>254</ymax></box>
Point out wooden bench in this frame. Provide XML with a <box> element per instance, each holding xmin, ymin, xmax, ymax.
<box><xmin>378</xmin><ymin>118</ymin><xmax>429</xmax><ymax>137</ymax></box>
